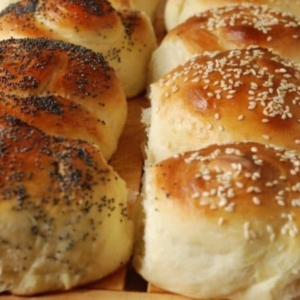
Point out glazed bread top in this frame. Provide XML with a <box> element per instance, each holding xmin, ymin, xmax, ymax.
<box><xmin>0</xmin><ymin>38</ymin><xmax>127</xmax><ymax>161</ymax></box>
<box><xmin>149</xmin><ymin>4</ymin><xmax>300</xmax><ymax>82</ymax></box>
<box><xmin>146</xmin><ymin>47</ymin><xmax>300</xmax><ymax>163</ymax></box>
<box><xmin>0</xmin><ymin>113</ymin><xmax>133</xmax><ymax>295</ymax></box>
<box><xmin>165</xmin><ymin>0</ymin><xmax>300</xmax><ymax>30</ymax></box>
<box><xmin>134</xmin><ymin>142</ymin><xmax>300</xmax><ymax>300</ymax></box>
<box><xmin>0</xmin><ymin>0</ymin><xmax>157</xmax><ymax>98</ymax></box>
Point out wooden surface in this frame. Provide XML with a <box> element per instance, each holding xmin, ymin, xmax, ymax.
<box><xmin>0</xmin><ymin>290</ymin><xmax>189</xmax><ymax>300</ymax></box>
<box><xmin>110</xmin><ymin>97</ymin><xmax>149</xmax><ymax>207</ymax></box>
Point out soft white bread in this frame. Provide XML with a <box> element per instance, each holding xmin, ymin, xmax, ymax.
<box><xmin>165</xmin><ymin>0</ymin><xmax>300</xmax><ymax>30</ymax></box>
<box><xmin>150</xmin><ymin>4</ymin><xmax>300</xmax><ymax>83</ymax></box>
<box><xmin>109</xmin><ymin>0</ymin><xmax>160</xmax><ymax>21</ymax></box>
<box><xmin>0</xmin><ymin>38</ymin><xmax>127</xmax><ymax>161</ymax></box>
<box><xmin>0</xmin><ymin>113</ymin><xmax>133</xmax><ymax>295</ymax></box>
<box><xmin>134</xmin><ymin>142</ymin><xmax>300</xmax><ymax>300</ymax></box>
<box><xmin>0</xmin><ymin>0</ymin><xmax>157</xmax><ymax>98</ymax></box>
<box><xmin>0</xmin><ymin>0</ymin><xmax>18</xmax><ymax>11</ymax></box>
<box><xmin>146</xmin><ymin>47</ymin><xmax>300</xmax><ymax>164</ymax></box>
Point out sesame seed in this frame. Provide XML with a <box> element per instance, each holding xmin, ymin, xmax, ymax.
<box><xmin>192</xmin><ymin>192</ymin><xmax>200</xmax><ymax>199</ymax></box>
<box><xmin>253</xmin><ymin>197</ymin><xmax>261</xmax><ymax>205</ymax></box>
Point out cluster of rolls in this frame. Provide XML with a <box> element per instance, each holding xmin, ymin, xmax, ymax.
<box><xmin>0</xmin><ymin>0</ymin><xmax>159</xmax><ymax>296</ymax></box>
<box><xmin>133</xmin><ymin>1</ymin><xmax>300</xmax><ymax>300</ymax></box>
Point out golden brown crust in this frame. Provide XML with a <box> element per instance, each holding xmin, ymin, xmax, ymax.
<box><xmin>0</xmin><ymin>112</ymin><xmax>133</xmax><ymax>295</ymax></box>
<box><xmin>0</xmin><ymin>0</ymin><xmax>116</xmax><ymax>35</ymax></box>
<box><xmin>0</xmin><ymin>112</ymin><xmax>105</xmax><ymax>207</ymax></box>
<box><xmin>155</xmin><ymin>142</ymin><xmax>300</xmax><ymax>218</ymax></box>
<box><xmin>0</xmin><ymin>38</ymin><xmax>127</xmax><ymax>160</ymax></box>
<box><xmin>147</xmin><ymin>47</ymin><xmax>300</xmax><ymax>163</ymax></box>
<box><xmin>171</xmin><ymin>5</ymin><xmax>300</xmax><ymax>60</ymax></box>
<box><xmin>0</xmin><ymin>0</ymin><xmax>157</xmax><ymax>98</ymax></box>
<box><xmin>134</xmin><ymin>142</ymin><xmax>300</xmax><ymax>299</ymax></box>
<box><xmin>165</xmin><ymin>0</ymin><xmax>300</xmax><ymax>30</ymax></box>
<box><xmin>150</xmin><ymin>4</ymin><xmax>300</xmax><ymax>82</ymax></box>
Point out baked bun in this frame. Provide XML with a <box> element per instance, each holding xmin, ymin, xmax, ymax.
<box><xmin>0</xmin><ymin>113</ymin><xmax>133</xmax><ymax>295</ymax></box>
<box><xmin>150</xmin><ymin>4</ymin><xmax>300</xmax><ymax>82</ymax></box>
<box><xmin>109</xmin><ymin>0</ymin><xmax>160</xmax><ymax>21</ymax></box>
<box><xmin>0</xmin><ymin>38</ymin><xmax>126</xmax><ymax>161</ymax></box>
<box><xmin>146</xmin><ymin>47</ymin><xmax>300</xmax><ymax>164</ymax></box>
<box><xmin>165</xmin><ymin>0</ymin><xmax>300</xmax><ymax>30</ymax></box>
<box><xmin>133</xmin><ymin>141</ymin><xmax>300</xmax><ymax>300</ymax></box>
<box><xmin>0</xmin><ymin>0</ymin><xmax>157</xmax><ymax>98</ymax></box>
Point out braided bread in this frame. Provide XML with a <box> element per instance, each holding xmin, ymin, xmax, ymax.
<box><xmin>0</xmin><ymin>0</ymin><xmax>157</xmax><ymax>98</ymax></box>
<box><xmin>0</xmin><ymin>38</ymin><xmax>133</xmax><ymax>295</ymax></box>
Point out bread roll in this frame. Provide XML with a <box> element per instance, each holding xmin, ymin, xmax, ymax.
<box><xmin>0</xmin><ymin>38</ymin><xmax>127</xmax><ymax>161</ymax></box>
<box><xmin>0</xmin><ymin>0</ymin><xmax>157</xmax><ymax>98</ymax></box>
<box><xmin>150</xmin><ymin>4</ymin><xmax>300</xmax><ymax>82</ymax></box>
<box><xmin>0</xmin><ymin>113</ymin><xmax>133</xmax><ymax>295</ymax></box>
<box><xmin>133</xmin><ymin>141</ymin><xmax>300</xmax><ymax>300</ymax></box>
<box><xmin>165</xmin><ymin>0</ymin><xmax>300</xmax><ymax>30</ymax></box>
<box><xmin>146</xmin><ymin>47</ymin><xmax>300</xmax><ymax>164</ymax></box>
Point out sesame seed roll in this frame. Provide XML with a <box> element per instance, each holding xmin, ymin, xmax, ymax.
<box><xmin>150</xmin><ymin>4</ymin><xmax>300</xmax><ymax>82</ymax></box>
<box><xmin>146</xmin><ymin>47</ymin><xmax>300</xmax><ymax>164</ymax></box>
<box><xmin>134</xmin><ymin>142</ymin><xmax>300</xmax><ymax>300</ymax></box>
<box><xmin>165</xmin><ymin>0</ymin><xmax>300</xmax><ymax>31</ymax></box>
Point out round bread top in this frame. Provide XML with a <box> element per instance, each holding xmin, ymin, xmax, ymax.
<box><xmin>0</xmin><ymin>38</ymin><xmax>127</xmax><ymax>160</ymax></box>
<box><xmin>0</xmin><ymin>113</ymin><xmax>114</xmax><ymax>209</ymax></box>
<box><xmin>149</xmin><ymin>4</ymin><xmax>300</xmax><ymax>82</ymax></box>
<box><xmin>149</xmin><ymin>47</ymin><xmax>300</xmax><ymax>162</ymax></box>
<box><xmin>0</xmin><ymin>112</ymin><xmax>133</xmax><ymax>295</ymax></box>
<box><xmin>0</xmin><ymin>0</ymin><xmax>157</xmax><ymax>98</ymax></box>
<box><xmin>165</xmin><ymin>0</ymin><xmax>300</xmax><ymax>30</ymax></box>
<box><xmin>0</xmin><ymin>0</ymin><xmax>117</xmax><ymax>35</ymax></box>
<box><xmin>167</xmin><ymin>4</ymin><xmax>300</xmax><ymax>62</ymax></box>
<box><xmin>151</xmin><ymin>142</ymin><xmax>300</xmax><ymax>239</ymax></box>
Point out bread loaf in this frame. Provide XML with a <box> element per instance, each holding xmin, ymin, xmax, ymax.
<box><xmin>0</xmin><ymin>38</ymin><xmax>127</xmax><ymax>161</ymax></box>
<box><xmin>0</xmin><ymin>113</ymin><xmax>133</xmax><ymax>295</ymax></box>
<box><xmin>0</xmin><ymin>37</ymin><xmax>133</xmax><ymax>295</ymax></box>
<box><xmin>149</xmin><ymin>4</ymin><xmax>300</xmax><ymax>82</ymax></box>
<box><xmin>133</xmin><ymin>141</ymin><xmax>300</xmax><ymax>300</ymax></box>
<box><xmin>145</xmin><ymin>47</ymin><xmax>300</xmax><ymax>164</ymax></box>
<box><xmin>165</xmin><ymin>0</ymin><xmax>300</xmax><ymax>30</ymax></box>
<box><xmin>0</xmin><ymin>0</ymin><xmax>157</xmax><ymax>98</ymax></box>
